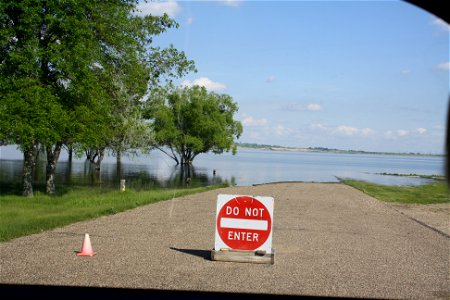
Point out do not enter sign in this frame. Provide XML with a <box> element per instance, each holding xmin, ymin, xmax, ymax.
<box><xmin>214</xmin><ymin>194</ymin><xmax>274</xmax><ymax>253</ymax></box>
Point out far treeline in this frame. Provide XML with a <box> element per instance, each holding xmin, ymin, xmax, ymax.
<box><xmin>0</xmin><ymin>1</ymin><xmax>243</xmax><ymax>197</ymax></box>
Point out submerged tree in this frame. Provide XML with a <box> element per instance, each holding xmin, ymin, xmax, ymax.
<box><xmin>0</xmin><ymin>0</ymin><xmax>194</xmax><ymax>196</ymax></box>
<box><xmin>147</xmin><ymin>85</ymin><xmax>243</xmax><ymax>165</ymax></box>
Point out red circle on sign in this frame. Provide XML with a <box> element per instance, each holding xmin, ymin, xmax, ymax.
<box><xmin>217</xmin><ymin>196</ymin><xmax>272</xmax><ymax>250</ymax></box>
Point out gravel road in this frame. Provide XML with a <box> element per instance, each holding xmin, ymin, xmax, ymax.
<box><xmin>1</xmin><ymin>183</ymin><xmax>449</xmax><ymax>299</ymax></box>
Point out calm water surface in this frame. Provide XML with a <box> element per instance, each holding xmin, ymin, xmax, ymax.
<box><xmin>0</xmin><ymin>146</ymin><xmax>444</xmax><ymax>189</ymax></box>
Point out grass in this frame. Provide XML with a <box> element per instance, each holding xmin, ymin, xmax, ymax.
<box><xmin>341</xmin><ymin>179</ymin><xmax>449</xmax><ymax>205</ymax></box>
<box><xmin>373</xmin><ymin>173</ymin><xmax>446</xmax><ymax>180</ymax></box>
<box><xmin>0</xmin><ymin>184</ymin><xmax>227</xmax><ymax>242</ymax></box>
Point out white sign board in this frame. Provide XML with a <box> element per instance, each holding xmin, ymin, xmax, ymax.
<box><xmin>214</xmin><ymin>194</ymin><xmax>274</xmax><ymax>254</ymax></box>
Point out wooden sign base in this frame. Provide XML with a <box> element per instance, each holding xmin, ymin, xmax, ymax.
<box><xmin>211</xmin><ymin>248</ymin><xmax>275</xmax><ymax>264</ymax></box>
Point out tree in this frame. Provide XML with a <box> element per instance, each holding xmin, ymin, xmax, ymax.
<box><xmin>147</xmin><ymin>85</ymin><xmax>243</xmax><ymax>165</ymax></box>
<box><xmin>0</xmin><ymin>0</ymin><xmax>194</xmax><ymax>196</ymax></box>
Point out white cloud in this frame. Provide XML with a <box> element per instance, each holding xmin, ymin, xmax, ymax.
<box><xmin>187</xmin><ymin>17</ymin><xmax>193</xmax><ymax>25</ymax></box>
<box><xmin>182</xmin><ymin>77</ymin><xmax>226</xmax><ymax>91</ymax></box>
<box><xmin>360</xmin><ymin>128</ymin><xmax>375</xmax><ymax>137</ymax></box>
<box><xmin>335</xmin><ymin>125</ymin><xmax>359</xmax><ymax>136</ymax></box>
<box><xmin>241</xmin><ymin>115</ymin><xmax>268</xmax><ymax>127</ymax></box>
<box><xmin>416</xmin><ymin>127</ymin><xmax>427</xmax><ymax>134</ymax></box>
<box><xmin>219</xmin><ymin>0</ymin><xmax>241</xmax><ymax>7</ymax></box>
<box><xmin>274</xmin><ymin>125</ymin><xmax>291</xmax><ymax>136</ymax></box>
<box><xmin>385</xmin><ymin>129</ymin><xmax>409</xmax><ymax>139</ymax></box>
<box><xmin>397</xmin><ymin>129</ymin><xmax>409</xmax><ymax>137</ymax></box>
<box><xmin>306</xmin><ymin>103</ymin><xmax>322</xmax><ymax>111</ymax></box>
<box><xmin>436</xmin><ymin>62</ymin><xmax>450</xmax><ymax>70</ymax></box>
<box><xmin>432</xmin><ymin>18</ymin><xmax>450</xmax><ymax>32</ymax></box>
<box><xmin>312</xmin><ymin>124</ymin><xmax>374</xmax><ymax>137</ymax></box>
<box><xmin>385</xmin><ymin>128</ymin><xmax>430</xmax><ymax>140</ymax></box>
<box><xmin>136</xmin><ymin>0</ymin><xmax>181</xmax><ymax>18</ymax></box>
<box><xmin>310</xmin><ymin>123</ymin><xmax>328</xmax><ymax>131</ymax></box>
<box><xmin>266</xmin><ymin>75</ymin><xmax>276</xmax><ymax>83</ymax></box>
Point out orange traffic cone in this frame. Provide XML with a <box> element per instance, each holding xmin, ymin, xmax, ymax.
<box><xmin>76</xmin><ymin>233</ymin><xmax>96</xmax><ymax>256</ymax></box>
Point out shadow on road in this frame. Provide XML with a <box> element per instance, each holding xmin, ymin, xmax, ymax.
<box><xmin>170</xmin><ymin>247</ymin><xmax>211</xmax><ymax>260</ymax></box>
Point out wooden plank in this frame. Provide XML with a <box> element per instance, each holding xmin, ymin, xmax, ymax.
<box><xmin>211</xmin><ymin>248</ymin><xmax>275</xmax><ymax>264</ymax></box>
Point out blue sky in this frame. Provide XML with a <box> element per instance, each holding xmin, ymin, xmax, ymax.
<box><xmin>138</xmin><ymin>0</ymin><xmax>449</xmax><ymax>154</ymax></box>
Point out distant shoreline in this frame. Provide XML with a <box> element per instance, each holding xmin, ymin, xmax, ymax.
<box><xmin>235</xmin><ymin>143</ymin><xmax>445</xmax><ymax>157</ymax></box>
<box><xmin>0</xmin><ymin>143</ymin><xmax>445</xmax><ymax>158</ymax></box>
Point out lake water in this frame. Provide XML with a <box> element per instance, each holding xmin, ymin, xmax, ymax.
<box><xmin>0</xmin><ymin>145</ymin><xmax>445</xmax><ymax>189</ymax></box>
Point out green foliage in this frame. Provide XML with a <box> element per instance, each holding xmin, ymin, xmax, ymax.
<box><xmin>0</xmin><ymin>184</ymin><xmax>226</xmax><ymax>242</ymax></box>
<box><xmin>147</xmin><ymin>85</ymin><xmax>243</xmax><ymax>164</ymax></box>
<box><xmin>0</xmin><ymin>78</ymin><xmax>68</xmax><ymax>149</ymax></box>
<box><xmin>341</xmin><ymin>180</ymin><xmax>449</xmax><ymax>204</ymax></box>
<box><xmin>0</xmin><ymin>0</ymin><xmax>195</xmax><ymax>194</ymax></box>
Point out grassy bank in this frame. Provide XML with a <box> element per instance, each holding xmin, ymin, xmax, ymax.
<box><xmin>373</xmin><ymin>173</ymin><xmax>445</xmax><ymax>180</ymax></box>
<box><xmin>0</xmin><ymin>185</ymin><xmax>226</xmax><ymax>242</ymax></box>
<box><xmin>341</xmin><ymin>180</ymin><xmax>449</xmax><ymax>204</ymax></box>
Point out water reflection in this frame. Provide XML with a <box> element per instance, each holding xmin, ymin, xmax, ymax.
<box><xmin>0</xmin><ymin>158</ymin><xmax>232</xmax><ymax>191</ymax></box>
<box><xmin>0</xmin><ymin>148</ymin><xmax>444</xmax><ymax>190</ymax></box>
<box><xmin>120</xmin><ymin>164</ymin><xmax>232</xmax><ymax>189</ymax></box>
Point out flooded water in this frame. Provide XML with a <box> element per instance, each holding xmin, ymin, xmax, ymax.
<box><xmin>0</xmin><ymin>145</ymin><xmax>444</xmax><ymax>190</ymax></box>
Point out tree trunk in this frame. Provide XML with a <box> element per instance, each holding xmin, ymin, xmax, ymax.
<box><xmin>116</xmin><ymin>150</ymin><xmax>121</xmax><ymax>164</ymax></box>
<box><xmin>179</xmin><ymin>164</ymin><xmax>192</xmax><ymax>186</ymax></box>
<box><xmin>46</xmin><ymin>142</ymin><xmax>63</xmax><ymax>194</ymax></box>
<box><xmin>116</xmin><ymin>150</ymin><xmax>123</xmax><ymax>182</ymax></box>
<box><xmin>116</xmin><ymin>160</ymin><xmax>123</xmax><ymax>180</ymax></box>
<box><xmin>65</xmin><ymin>160</ymin><xmax>72</xmax><ymax>184</ymax></box>
<box><xmin>85</xmin><ymin>147</ymin><xmax>105</xmax><ymax>170</ymax></box>
<box><xmin>95</xmin><ymin>148</ymin><xmax>105</xmax><ymax>170</ymax></box>
<box><xmin>22</xmin><ymin>143</ymin><xmax>38</xmax><ymax>197</ymax></box>
<box><xmin>85</xmin><ymin>149</ymin><xmax>92</xmax><ymax>161</ymax></box>
<box><xmin>68</xmin><ymin>145</ymin><xmax>73</xmax><ymax>162</ymax></box>
<box><xmin>181</xmin><ymin>149</ymin><xmax>194</xmax><ymax>165</ymax></box>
